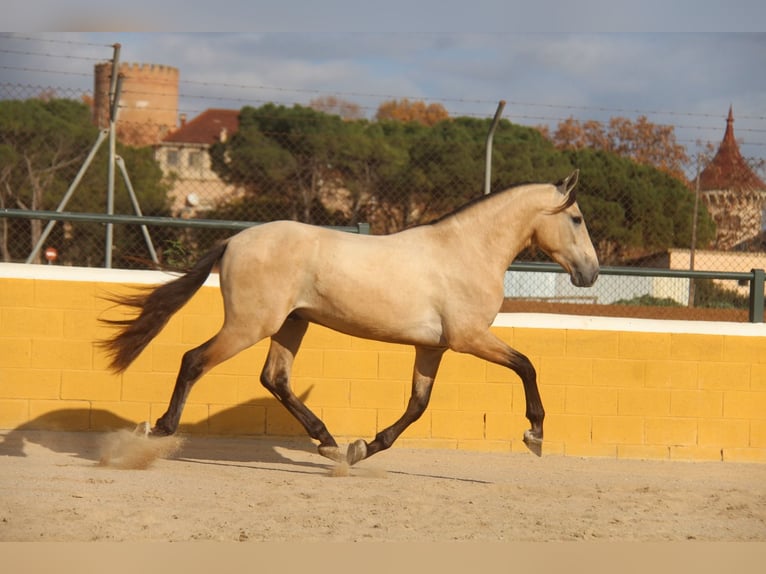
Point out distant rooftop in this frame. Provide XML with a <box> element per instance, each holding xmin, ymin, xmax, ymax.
<box><xmin>162</xmin><ymin>108</ymin><xmax>240</xmax><ymax>145</ymax></box>
<box><xmin>699</xmin><ymin>106</ymin><xmax>766</xmax><ymax>192</ymax></box>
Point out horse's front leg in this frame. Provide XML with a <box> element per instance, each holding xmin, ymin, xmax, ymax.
<box><xmin>452</xmin><ymin>331</ymin><xmax>544</xmax><ymax>456</ymax></box>
<box><xmin>347</xmin><ymin>346</ymin><xmax>445</xmax><ymax>465</ymax></box>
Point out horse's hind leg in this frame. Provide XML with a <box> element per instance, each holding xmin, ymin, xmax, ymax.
<box><xmin>453</xmin><ymin>331</ymin><xmax>544</xmax><ymax>456</ymax></box>
<box><xmin>260</xmin><ymin>317</ymin><xmax>344</xmax><ymax>463</ymax></box>
<box><xmin>153</xmin><ymin>328</ymin><xmax>254</xmax><ymax>436</ymax></box>
<box><xmin>347</xmin><ymin>346</ymin><xmax>445</xmax><ymax>465</ymax></box>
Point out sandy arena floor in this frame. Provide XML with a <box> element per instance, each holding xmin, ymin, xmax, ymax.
<box><xmin>1</xmin><ymin>430</ymin><xmax>765</xmax><ymax>542</ymax></box>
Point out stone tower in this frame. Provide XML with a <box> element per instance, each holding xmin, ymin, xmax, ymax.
<box><xmin>93</xmin><ymin>61</ymin><xmax>179</xmax><ymax>147</ymax></box>
<box><xmin>699</xmin><ymin>106</ymin><xmax>766</xmax><ymax>250</ymax></box>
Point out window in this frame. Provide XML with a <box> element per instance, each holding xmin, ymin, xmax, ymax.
<box><xmin>188</xmin><ymin>150</ymin><xmax>203</xmax><ymax>169</ymax></box>
<box><xmin>166</xmin><ymin>150</ymin><xmax>179</xmax><ymax>167</ymax></box>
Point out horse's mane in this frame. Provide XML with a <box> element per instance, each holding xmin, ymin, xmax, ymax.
<box><xmin>424</xmin><ymin>178</ymin><xmax>574</xmax><ymax>227</ymax></box>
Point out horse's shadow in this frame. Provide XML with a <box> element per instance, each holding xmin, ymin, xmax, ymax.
<box><xmin>0</xmin><ymin>391</ymin><xmax>326</xmax><ymax>472</ymax></box>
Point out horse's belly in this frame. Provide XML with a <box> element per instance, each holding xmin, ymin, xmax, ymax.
<box><xmin>298</xmin><ymin>304</ymin><xmax>445</xmax><ymax>347</ymax></box>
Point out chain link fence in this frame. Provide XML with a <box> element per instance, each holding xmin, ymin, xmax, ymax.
<box><xmin>2</xmin><ymin>81</ymin><xmax>766</xmax><ymax>321</ymax></box>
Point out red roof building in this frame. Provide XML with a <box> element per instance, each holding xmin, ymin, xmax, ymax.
<box><xmin>699</xmin><ymin>106</ymin><xmax>766</xmax><ymax>193</ymax></box>
<box><xmin>154</xmin><ymin>109</ymin><xmax>243</xmax><ymax>215</ymax></box>
<box><xmin>699</xmin><ymin>107</ymin><xmax>766</xmax><ymax>250</ymax></box>
<box><xmin>162</xmin><ymin>108</ymin><xmax>240</xmax><ymax>145</ymax></box>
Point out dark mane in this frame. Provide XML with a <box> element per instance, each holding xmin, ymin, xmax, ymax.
<box><xmin>425</xmin><ymin>190</ymin><xmax>501</xmax><ymax>226</ymax></box>
<box><xmin>424</xmin><ymin>179</ymin><xmax>570</xmax><ymax>227</ymax></box>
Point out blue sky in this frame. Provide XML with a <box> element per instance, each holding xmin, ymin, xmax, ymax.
<box><xmin>2</xmin><ymin>3</ymin><xmax>765</xmax><ymax>167</ymax></box>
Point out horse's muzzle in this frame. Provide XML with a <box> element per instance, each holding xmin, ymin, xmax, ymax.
<box><xmin>571</xmin><ymin>266</ymin><xmax>599</xmax><ymax>288</ymax></box>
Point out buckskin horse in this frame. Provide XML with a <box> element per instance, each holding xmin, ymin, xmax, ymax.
<box><xmin>100</xmin><ymin>170</ymin><xmax>599</xmax><ymax>465</ymax></box>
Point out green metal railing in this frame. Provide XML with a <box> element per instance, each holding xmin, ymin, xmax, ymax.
<box><xmin>2</xmin><ymin>208</ymin><xmax>764</xmax><ymax>322</ymax></box>
<box><xmin>510</xmin><ymin>262</ymin><xmax>766</xmax><ymax>323</ymax></box>
<box><xmin>0</xmin><ymin>208</ymin><xmax>371</xmax><ymax>234</ymax></box>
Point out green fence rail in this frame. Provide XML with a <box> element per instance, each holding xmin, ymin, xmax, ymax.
<box><xmin>510</xmin><ymin>262</ymin><xmax>765</xmax><ymax>323</ymax></box>
<box><xmin>2</xmin><ymin>208</ymin><xmax>764</xmax><ymax>323</ymax></box>
<box><xmin>0</xmin><ymin>208</ymin><xmax>371</xmax><ymax>234</ymax></box>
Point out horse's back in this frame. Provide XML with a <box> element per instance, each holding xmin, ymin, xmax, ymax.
<box><xmin>217</xmin><ymin>220</ymin><xmax>450</xmax><ymax>345</ymax></box>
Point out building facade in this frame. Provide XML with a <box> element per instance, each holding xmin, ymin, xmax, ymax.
<box><xmin>93</xmin><ymin>61</ymin><xmax>179</xmax><ymax>147</ymax></box>
<box><xmin>154</xmin><ymin>108</ymin><xmax>243</xmax><ymax>215</ymax></box>
<box><xmin>699</xmin><ymin>107</ymin><xmax>766</xmax><ymax>250</ymax></box>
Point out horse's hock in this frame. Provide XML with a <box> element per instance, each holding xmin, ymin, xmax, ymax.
<box><xmin>1</xmin><ymin>263</ymin><xmax>765</xmax><ymax>463</ymax></box>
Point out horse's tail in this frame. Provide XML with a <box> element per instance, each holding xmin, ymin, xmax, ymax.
<box><xmin>99</xmin><ymin>241</ymin><xmax>229</xmax><ymax>374</ymax></box>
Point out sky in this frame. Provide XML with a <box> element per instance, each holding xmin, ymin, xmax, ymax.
<box><xmin>2</xmin><ymin>2</ymin><xmax>766</xmax><ymax>170</ymax></box>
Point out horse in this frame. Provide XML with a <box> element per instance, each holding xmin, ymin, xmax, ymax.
<box><xmin>100</xmin><ymin>170</ymin><xmax>599</xmax><ymax>466</ymax></box>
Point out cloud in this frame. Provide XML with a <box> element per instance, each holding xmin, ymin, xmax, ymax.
<box><xmin>2</xmin><ymin>31</ymin><xmax>764</xmax><ymax>158</ymax></box>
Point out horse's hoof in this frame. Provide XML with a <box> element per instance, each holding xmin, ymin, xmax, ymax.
<box><xmin>133</xmin><ymin>421</ymin><xmax>151</xmax><ymax>437</ymax></box>
<box><xmin>318</xmin><ymin>445</ymin><xmax>345</xmax><ymax>463</ymax></box>
<box><xmin>347</xmin><ymin>439</ymin><xmax>368</xmax><ymax>466</ymax></box>
<box><xmin>523</xmin><ymin>429</ymin><xmax>543</xmax><ymax>457</ymax></box>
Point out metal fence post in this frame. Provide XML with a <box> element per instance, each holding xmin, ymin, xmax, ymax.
<box><xmin>484</xmin><ymin>100</ymin><xmax>506</xmax><ymax>196</ymax></box>
<box><xmin>749</xmin><ymin>268</ymin><xmax>765</xmax><ymax>323</ymax></box>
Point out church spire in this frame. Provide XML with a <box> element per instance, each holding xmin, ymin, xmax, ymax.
<box><xmin>699</xmin><ymin>106</ymin><xmax>765</xmax><ymax>192</ymax></box>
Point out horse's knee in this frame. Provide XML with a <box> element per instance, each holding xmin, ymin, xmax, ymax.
<box><xmin>179</xmin><ymin>346</ymin><xmax>208</xmax><ymax>381</ymax></box>
<box><xmin>259</xmin><ymin>369</ymin><xmax>276</xmax><ymax>393</ymax></box>
<box><xmin>260</xmin><ymin>367</ymin><xmax>291</xmax><ymax>402</ymax></box>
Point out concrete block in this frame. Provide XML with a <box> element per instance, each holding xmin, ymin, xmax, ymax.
<box><xmin>431</xmin><ymin>410</ymin><xmax>484</xmax><ymax>440</ymax></box>
<box><xmin>670</xmin><ymin>390</ymin><xmax>723</xmax><ymax>418</ymax></box>
<box><xmin>593</xmin><ymin>359</ymin><xmax>646</xmax><ymax>389</ymax></box>
<box><xmin>350</xmin><ymin>380</ymin><xmax>406</xmax><ymax>409</ymax></box>
<box><xmin>618</xmin><ymin>331</ymin><xmax>672</xmax><ymax>360</ymax></box>
<box><xmin>323</xmin><ymin>349</ymin><xmax>379</xmax><ymax>379</ymax></box>
<box><xmin>698</xmin><ymin>418</ymin><xmax>750</xmax><ymax>448</ymax></box>
<box><xmin>0</xmin><ymin>368</ymin><xmax>60</xmax><ymax>399</ymax></box>
<box><xmin>0</xmin><ymin>339</ymin><xmax>32</xmax><ymax>368</ymax></box>
<box><xmin>618</xmin><ymin>388</ymin><xmax>671</xmax><ymax>416</ymax></box>
<box><xmin>645</xmin><ymin>361</ymin><xmax>699</xmax><ymax>390</ymax></box>
<box><xmin>208</xmin><ymin>403</ymin><xmax>266</xmax><ymax>435</ymax></box>
<box><xmin>723</xmin><ymin>390</ymin><xmax>766</xmax><ymax>419</ymax></box>
<box><xmin>61</xmin><ymin>370</ymin><xmax>121</xmax><ymax>401</ymax></box>
<box><xmin>591</xmin><ymin>415</ymin><xmax>644</xmax><ymax>444</ymax></box>
<box><xmin>566</xmin><ymin>330</ymin><xmax>619</xmax><ymax>358</ymax></box>
<box><xmin>670</xmin><ymin>333</ymin><xmax>723</xmax><ymax>361</ymax></box>
<box><xmin>0</xmin><ymin>399</ymin><xmax>29</xmax><ymax>429</ymax></box>
<box><xmin>644</xmin><ymin>417</ymin><xmax>698</xmax><ymax>446</ymax></box>
<box><xmin>565</xmin><ymin>386</ymin><xmax>618</xmax><ymax>415</ymax></box>
<box><xmin>697</xmin><ymin>362</ymin><xmax>751</xmax><ymax>391</ymax></box>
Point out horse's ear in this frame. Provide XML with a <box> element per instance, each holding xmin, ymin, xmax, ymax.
<box><xmin>556</xmin><ymin>169</ymin><xmax>579</xmax><ymax>195</ymax></box>
<box><xmin>549</xmin><ymin>169</ymin><xmax>579</xmax><ymax>214</ymax></box>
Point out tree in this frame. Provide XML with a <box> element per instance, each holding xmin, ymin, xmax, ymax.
<box><xmin>211</xmin><ymin>103</ymin><xmax>377</xmax><ymax>225</ymax></box>
<box><xmin>207</xmin><ymin>103</ymin><xmax>713</xmax><ymax>262</ymax></box>
<box><xmin>308</xmin><ymin>96</ymin><xmax>363</xmax><ymax>121</ymax></box>
<box><xmin>375</xmin><ymin>98</ymin><xmax>449</xmax><ymax>126</ymax></box>
<box><xmin>0</xmin><ymin>98</ymin><xmax>95</xmax><ymax>262</ymax></box>
<box><xmin>567</xmin><ymin>148</ymin><xmax>715</xmax><ymax>263</ymax></box>
<box><xmin>0</xmin><ymin>98</ymin><xmax>170</xmax><ymax>266</ymax></box>
<box><xmin>551</xmin><ymin>115</ymin><xmax>689</xmax><ymax>181</ymax></box>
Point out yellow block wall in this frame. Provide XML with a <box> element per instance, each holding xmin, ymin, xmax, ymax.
<box><xmin>1</xmin><ymin>274</ymin><xmax>765</xmax><ymax>463</ymax></box>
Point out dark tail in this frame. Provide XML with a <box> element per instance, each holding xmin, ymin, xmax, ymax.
<box><xmin>99</xmin><ymin>241</ymin><xmax>228</xmax><ymax>373</ymax></box>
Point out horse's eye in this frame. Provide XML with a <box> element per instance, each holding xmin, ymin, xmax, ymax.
<box><xmin>571</xmin><ymin>215</ymin><xmax>583</xmax><ymax>225</ymax></box>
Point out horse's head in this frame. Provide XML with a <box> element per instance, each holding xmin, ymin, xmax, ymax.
<box><xmin>534</xmin><ymin>170</ymin><xmax>600</xmax><ymax>287</ymax></box>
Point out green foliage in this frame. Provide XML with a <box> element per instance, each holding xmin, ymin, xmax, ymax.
<box><xmin>693</xmin><ymin>279</ymin><xmax>749</xmax><ymax>310</ymax></box>
<box><xmin>210</xmin><ymin>108</ymin><xmax>573</xmax><ymax>232</ymax></box>
<box><xmin>0</xmin><ymin>97</ymin><xmax>171</xmax><ymax>266</ymax></box>
<box><xmin>208</xmin><ymin>104</ymin><xmax>709</xmax><ymax>261</ymax></box>
<box><xmin>2</xmin><ymin>97</ymin><xmax>720</xmax><ymax>270</ymax></box>
<box><xmin>568</xmin><ymin>149</ymin><xmax>716</xmax><ymax>264</ymax></box>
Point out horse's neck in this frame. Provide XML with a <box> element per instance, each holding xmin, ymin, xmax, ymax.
<box><xmin>444</xmin><ymin>187</ymin><xmax>543</xmax><ymax>271</ymax></box>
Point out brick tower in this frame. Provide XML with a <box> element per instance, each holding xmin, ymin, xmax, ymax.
<box><xmin>699</xmin><ymin>106</ymin><xmax>766</xmax><ymax>250</ymax></box>
<box><xmin>93</xmin><ymin>61</ymin><xmax>179</xmax><ymax>146</ymax></box>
